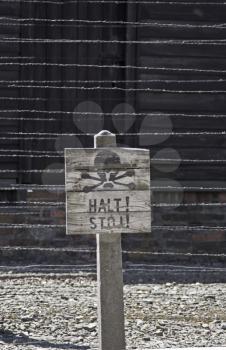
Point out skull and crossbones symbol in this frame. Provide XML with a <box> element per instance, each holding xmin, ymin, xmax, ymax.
<box><xmin>81</xmin><ymin>150</ymin><xmax>136</xmax><ymax>193</ymax></box>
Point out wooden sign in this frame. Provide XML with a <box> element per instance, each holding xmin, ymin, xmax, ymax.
<box><xmin>65</xmin><ymin>147</ymin><xmax>151</xmax><ymax>235</ymax></box>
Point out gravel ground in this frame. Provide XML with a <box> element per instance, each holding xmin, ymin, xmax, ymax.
<box><xmin>0</xmin><ymin>272</ymin><xmax>226</xmax><ymax>349</ymax></box>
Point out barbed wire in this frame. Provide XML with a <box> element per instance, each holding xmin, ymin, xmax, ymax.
<box><xmin>2</xmin><ymin>38</ymin><xmax>226</xmax><ymax>45</ymax></box>
<box><xmin>1</xmin><ymin>131</ymin><xmax>226</xmax><ymax>138</ymax></box>
<box><xmin>0</xmin><ymin>110</ymin><xmax>226</xmax><ymax>119</ymax></box>
<box><xmin>2</xmin><ymin>17</ymin><xmax>226</xmax><ymax>29</ymax></box>
<box><xmin>1</xmin><ymin>246</ymin><xmax>225</xmax><ymax>258</ymax></box>
<box><xmin>3</xmin><ymin>84</ymin><xmax>226</xmax><ymax>94</ymax></box>
<box><xmin>0</xmin><ymin>224</ymin><xmax>225</xmax><ymax>230</ymax></box>
<box><xmin>1</xmin><ymin>79</ymin><xmax>226</xmax><ymax>84</ymax></box>
<box><xmin>0</xmin><ymin>201</ymin><xmax>64</xmax><ymax>205</ymax></box>
<box><xmin>0</xmin><ymin>200</ymin><xmax>225</xmax><ymax>207</ymax></box>
<box><xmin>2</xmin><ymin>153</ymin><xmax>226</xmax><ymax>164</ymax></box>
<box><xmin>0</xmin><ymin>61</ymin><xmax>225</xmax><ymax>74</ymax></box>
<box><xmin>0</xmin><ymin>184</ymin><xmax>226</xmax><ymax>191</ymax></box>
<box><xmin>0</xmin><ymin>1</ymin><xmax>225</xmax><ymax>245</ymax></box>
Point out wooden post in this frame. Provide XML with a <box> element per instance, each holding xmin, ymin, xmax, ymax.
<box><xmin>65</xmin><ymin>130</ymin><xmax>151</xmax><ymax>349</ymax></box>
<box><xmin>94</xmin><ymin>130</ymin><xmax>126</xmax><ymax>350</ymax></box>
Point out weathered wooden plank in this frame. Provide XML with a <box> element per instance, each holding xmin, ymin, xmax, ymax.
<box><xmin>0</xmin><ymin>4</ymin><xmax>19</xmax><ymax>17</ymax></box>
<box><xmin>65</xmin><ymin>148</ymin><xmax>150</xmax><ymax>170</ymax></box>
<box><xmin>149</xmin><ymin>166</ymin><xmax>226</xmax><ymax>182</ymax></box>
<box><xmin>65</xmin><ymin>144</ymin><xmax>151</xmax><ymax>235</ymax></box>
<box><xmin>117</xmin><ymin>135</ymin><xmax>226</xmax><ymax>148</ymax></box>
<box><xmin>0</xmin><ymin>42</ymin><xmax>19</xmax><ymax>54</ymax></box>
<box><xmin>66</xmin><ymin>168</ymin><xmax>150</xmax><ymax>192</ymax></box>
<box><xmin>138</xmin><ymin>24</ymin><xmax>226</xmax><ymax>40</ymax></box>
<box><xmin>67</xmin><ymin>191</ymin><xmax>151</xmax><ymax>213</ymax></box>
<box><xmin>140</xmin><ymin>56</ymin><xmax>226</xmax><ymax>72</ymax></box>
<box><xmin>134</xmin><ymin>79</ymin><xmax>226</xmax><ymax>92</ymax></box>
<box><xmin>139</xmin><ymin>3</ymin><xmax>226</xmax><ymax>22</ymax></box>
<box><xmin>150</xmin><ymin>148</ymin><xmax>226</xmax><ymax>159</ymax></box>
<box><xmin>66</xmin><ymin>211</ymin><xmax>151</xmax><ymax>235</ymax></box>
<box><xmin>138</xmin><ymin>92</ymin><xmax>226</xmax><ymax>112</ymax></box>
<box><xmin>138</xmin><ymin>43</ymin><xmax>226</xmax><ymax>58</ymax></box>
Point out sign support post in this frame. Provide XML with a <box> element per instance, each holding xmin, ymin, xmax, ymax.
<box><xmin>94</xmin><ymin>130</ymin><xmax>126</xmax><ymax>350</ymax></box>
<box><xmin>65</xmin><ymin>129</ymin><xmax>151</xmax><ymax>350</ymax></box>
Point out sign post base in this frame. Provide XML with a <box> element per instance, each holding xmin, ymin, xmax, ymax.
<box><xmin>95</xmin><ymin>131</ymin><xmax>125</xmax><ymax>350</ymax></box>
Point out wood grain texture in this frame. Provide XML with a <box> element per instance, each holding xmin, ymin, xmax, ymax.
<box><xmin>66</xmin><ymin>211</ymin><xmax>151</xmax><ymax>235</ymax></box>
<box><xmin>65</xmin><ymin>148</ymin><xmax>150</xmax><ymax>170</ymax></box>
<box><xmin>66</xmin><ymin>168</ymin><xmax>150</xmax><ymax>192</ymax></box>
<box><xmin>67</xmin><ymin>191</ymin><xmax>151</xmax><ymax>213</ymax></box>
<box><xmin>65</xmin><ymin>147</ymin><xmax>151</xmax><ymax>235</ymax></box>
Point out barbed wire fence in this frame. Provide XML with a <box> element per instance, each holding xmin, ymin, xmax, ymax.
<box><xmin>0</xmin><ymin>0</ymin><xmax>225</xmax><ymax>273</ymax></box>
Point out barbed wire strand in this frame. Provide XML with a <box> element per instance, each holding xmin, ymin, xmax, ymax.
<box><xmin>1</xmin><ymin>62</ymin><xmax>226</xmax><ymax>74</ymax></box>
<box><xmin>2</xmin><ymin>17</ymin><xmax>226</xmax><ymax>29</ymax></box>
<box><xmin>0</xmin><ymin>212</ymin><xmax>44</xmax><ymax>215</ymax></box>
<box><xmin>3</xmin><ymin>84</ymin><xmax>226</xmax><ymax>94</ymax></box>
<box><xmin>2</xmin><ymin>38</ymin><xmax>226</xmax><ymax>45</ymax></box>
<box><xmin>0</xmin><ymin>185</ymin><xmax>226</xmax><ymax>191</ymax></box>
<box><xmin>0</xmin><ymin>200</ymin><xmax>226</xmax><ymax>207</ymax></box>
<box><xmin>0</xmin><ymin>224</ymin><xmax>225</xmax><ymax>230</ymax></box>
<box><xmin>1</xmin><ymin>110</ymin><xmax>226</xmax><ymax>119</ymax></box>
<box><xmin>2</xmin><ymin>154</ymin><xmax>226</xmax><ymax>164</ymax></box>
<box><xmin>2</xmin><ymin>79</ymin><xmax>226</xmax><ymax>84</ymax></box>
<box><xmin>1</xmin><ymin>246</ymin><xmax>225</xmax><ymax>258</ymax></box>
<box><xmin>0</xmin><ymin>201</ymin><xmax>64</xmax><ymax>205</ymax></box>
<box><xmin>1</xmin><ymin>131</ymin><xmax>226</xmax><ymax>138</ymax></box>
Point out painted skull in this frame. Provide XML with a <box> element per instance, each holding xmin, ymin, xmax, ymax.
<box><xmin>82</xmin><ymin>150</ymin><xmax>136</xmax><ymax>192</ymax></box>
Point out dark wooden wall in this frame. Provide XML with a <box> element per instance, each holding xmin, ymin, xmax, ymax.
<box><xmin>132</xmin><ymin>1</ymin><xmax>226</xmax><ymax>188</ymax></box>
<box><xmin>0</xmin><ymin>2</ymin><xmax>20</xmax><ymax>185</ymax></box>
<box><xmin>0</xmin><ymin>0</ymin><xmax>226</xmax><ymax>253</ymax></box>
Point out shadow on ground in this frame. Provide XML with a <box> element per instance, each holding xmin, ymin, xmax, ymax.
<box><xmin>0</xmin><ymin>328</ymin><xmax>90</xmax><ymax>349</ymax></box>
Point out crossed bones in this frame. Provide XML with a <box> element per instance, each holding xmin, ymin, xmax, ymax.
<box><xmin>81</xmin><ymin>169</ymin><xmax>136</xmax><ymax>193</ymax></box>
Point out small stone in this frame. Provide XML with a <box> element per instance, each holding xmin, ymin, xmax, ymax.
<box><xmin>165</xmin><ymin>283</ymin><xmax>172</xmax><ymax>287</ymax></box>
<box><xmin>155</xmin><ymin>329</ymin><xmax>164</xmax><ymax>336</ymax></box>
<box><xmin>221</xmin><ymin>323</ymin><xmax>226</xmax><ymax>330</ymax></box>
<box><xmin>84</xmin><ymin>323</ymin><xmax>97</xmax><ymax>331</ymax></box>
<box><xmin>143</xmin><ymin>336</ymin><xmax>150</xmax><ymax>341</ymax></box>
<box><xmin>205</xmin><ymin>295</ymin><xmax>216</xmax><ymax>300</ymax></box>
<box><xmin>21</xmin><ymin>315</ymin><xmax>35</xmax><ymax>322</ymax></box>
<box><xmin>202</xmin><ymin>323</ymin><xmax>209</xmax><ymax>329</ymax></box>
<box><xmin>136</xmin><ymin>319</ymin><xmax>144</xmax><ymax>326</ymax></box>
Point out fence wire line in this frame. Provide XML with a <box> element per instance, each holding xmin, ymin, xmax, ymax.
<box><xmin>2</xmin><ymin>79</ymin><xmax>226</xmax><ymax>84</ymax></box>
<box><xmin>1</xmin><ymin>263</ymin><xmax>223</xmax><ymax>270</ymax></box>
<box><xmin>0</xmin><ymin>201</ymin><xmax>226</xmax><ymax>207</ymax></box>
<box><xmin>0</xmin><ymin>169</ymin><xmax>65</xmax><ymax>173</ymax></box>
<box><xmin>0</xmin><ymin>110</ymin><xmax>226</xmax><ymax>119</ymax></box>
<box><xmin>1</xmin><ymin>185</ymin><xmax>226</xmax><ymax>191</ymax></box>
<box><xmin>0</xmin><ymin>149</ymin><xmax>60</xmax><ymax>154</ymax></box>
<box><xmin>2</xmin><ymin>154</ymin><xmax>226</xmax><ymax>164</ymax></box>
<box><xmin>3</xmin><ymin>38</ymin><xmax>226</xmax><ymax>45</ymax></box>
<box><xmin>0</xmin><ymin>224</ymin><xmax>225</xmax><ymax>230</ymax></box>
<box><xmin>0</xmin><ymin>186</ymin><xmax>65</xmax><ymax>191</ymax></box>
<box><xmin>3</xmin><ymin>84</ymin><xmax>226</xmax><ymax>94</ymax></box>
<box><xmin>0</xmin><ymin>57</ymin><xmax>35</xmax><ymax>60</ymax></box>
<box><xmin>0</xmin><ymin>212</ymin><xmax>44</xmax><ymax>215</ymax></box>
<box><xmin>2</xmin><ymin>17</ymin><xmax>226</xmax><ymax>29</ymax></box>
<box><xmin>0</xmin><ymin>61</ymin><xmax>226</xmax><ymax>74</ymax></box>
<box><xmin>1</xmin><ymin>246</ymin><xmax>224</xmax><ymax>257</ymax></box>
<box><xmin>0</xmin><ymin>201</ymin><xmax>64</xmax><ymax>205</ymax></box>
<box><xmin>1</xmin><ymin>131</ymin><xmax>226</xmax><ymax>137</ymax></box>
